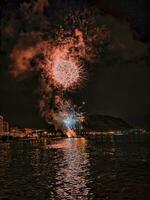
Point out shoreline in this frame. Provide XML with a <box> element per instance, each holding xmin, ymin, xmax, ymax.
<box><xmin>0</xmin><ymin>130</ymin><xmax>149</xmax><ymax>142</ymax></box>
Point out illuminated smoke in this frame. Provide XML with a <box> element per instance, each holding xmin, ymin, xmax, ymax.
<box><xmin>10</xmin><ymin>32</ymin><xmax>50</xmax><ymax>77</ymax></box>
<box><xmin>33</xmin><ymin>0</ymin><xmax>49</xmax><ymax>13</ymax></box>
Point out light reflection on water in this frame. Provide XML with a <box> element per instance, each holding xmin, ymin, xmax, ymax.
<box><xmin>47</xmin><ymin>138</ymin><xmax>92</xmax><ymax>199</ymax></box>
<box><xmin>0</xmin><ymin>134</ymin><xmax>150</xmax><ymax>200</ymax></box>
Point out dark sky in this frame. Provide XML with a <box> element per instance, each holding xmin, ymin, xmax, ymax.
<box><xmin>0</xmin><ymin>0</ymin><xmax>150</xmax><ymax>128</ymax></box>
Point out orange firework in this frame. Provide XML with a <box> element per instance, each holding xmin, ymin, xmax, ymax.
<box><xmin>42</xmin><ymin>29</ymin><xmax>86</xmax><ymax>91</ymax></box>
<box><xmin>51</xmin><ymin>56</ymin><xmax>84</xmax><ymax>90</ymax></box>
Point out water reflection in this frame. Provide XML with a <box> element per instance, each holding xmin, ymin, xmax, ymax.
<box><xmin>47</xmin><ymin>137</ymin><xmax>87</xmax><ymax>149</ymax></box>
<box><xmin>47</xmin><ymin>138</ymin><xmax>93</xmax><ymax>200</ymax></box>
<box><xmin>0</xmin><ymin>135</ymin><xmax>150</xmax><ymax>200</ymax></box>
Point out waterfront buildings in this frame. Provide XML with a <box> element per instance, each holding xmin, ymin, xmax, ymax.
<box><xmin>0</xmin><ymin>115</ymin><xmax>9</xmax><ymax>134</ymax></box>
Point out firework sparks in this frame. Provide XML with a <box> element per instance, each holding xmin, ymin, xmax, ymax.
<box><xmin>63</xmin><ymin>113</ymin><xmax>77</xmax><ymax>129</ymax></box>
<box><xmin>41</xmin><ymin>29</ymin><xmax>86</xmax><ymax>91</ymax></box>
<box><xmin>49</xmin><ymin>97</ymin><xmax>84</xmax><ymax>137</ymax></box>
<box><xmin>51</xmin><ymin>58</ymin><xmax>81</xmax><ymax>90</ymax></box>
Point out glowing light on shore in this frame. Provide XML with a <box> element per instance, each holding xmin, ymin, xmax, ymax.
<box><xmin>65</xmin><ymin>129</ymin><xmax>77</xmax><ymax>138</ymax></box>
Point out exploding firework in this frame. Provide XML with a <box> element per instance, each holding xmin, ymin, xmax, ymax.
<box><xmin>50</xmin><ymin>97</ymin><xmax>84</xmax><ymax>137</ymax></box>
<box><xmin>51</xmin><ymin>58</ymin><xmax>82</xmax><ymax>90</ymax></box>
<box><xmin>63</xmin><ymin>113</ymin><xmax>78</xmax><ymax>129</ymax></box>
<box><xmin>41</xmin><ymin>29</ymin><xmax>86</xmax><ymax>91</ymax></box>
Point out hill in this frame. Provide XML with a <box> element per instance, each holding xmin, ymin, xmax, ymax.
<box><xmin>83</xmin><ymin>114</ymin><xmax>131</xmax><ymax>131</ymax></box>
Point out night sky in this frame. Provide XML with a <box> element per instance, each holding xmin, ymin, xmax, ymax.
<box><xmin>1</xmin><ymin>0</ymin><xmax>150</xmax><ymax>128</ymax></box>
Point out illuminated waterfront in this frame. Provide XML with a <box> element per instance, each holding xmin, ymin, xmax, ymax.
<box><xmin>0</xmin><ymin>134</ymin><xmax>150</xmax><ymax>200</ymax></box>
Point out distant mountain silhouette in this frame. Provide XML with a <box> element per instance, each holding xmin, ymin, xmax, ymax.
<box><xmin>84</xmin><ymin>114</ymin><xmax>131</xmax><ymax>131</ymax></box>
<box><xmin>128</xmin><ymin>114</ymin><xmax>150</xmax><ymax>128</ymax></box>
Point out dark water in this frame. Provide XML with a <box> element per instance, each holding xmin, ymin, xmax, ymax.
<box><xmin>0</xmin><ymin>134</ymin><xmax>150</xmax><ymax>200</ymax></box>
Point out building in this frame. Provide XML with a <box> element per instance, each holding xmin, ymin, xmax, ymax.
<box><xmin>0</xmin><ymin>115</ymin><xmax>10</xmax><ymax>135</ymax></box>
<box><xmin>3</xmin><ymin>121</ymin><xmax>9</xmax><ymax>132</ymax></box>
<box><xmin>10</xmin><ymin>127</ymin><xmax>24</xmax><ymax>138</ymax></box>
<box><xmin>0</xmin><ymin>116</ymin><xmax>4</xmax><ymax>134</ymax></box>
<box><xmin>24</xmin><ymin>128</ymin><xmax>33</xmax><ymax>137</ymax></box>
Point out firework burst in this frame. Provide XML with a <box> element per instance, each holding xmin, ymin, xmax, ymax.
<box><xmin>40</xmin><ymin>28</ymin><xmax>87</xmax><ymax>91</ymax></box>
<box><xmin>51</xmin><ymin>56</ymin><xmax>84</xmax><ymax>90</ymax></box>
<box><xmin>50</xmin><ymin>97</ymin><xmax>84</xmax><ymax>137</ymax></box>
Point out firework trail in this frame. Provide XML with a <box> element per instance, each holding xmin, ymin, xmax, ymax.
<box><xmin>40</xmin><ymin>29</ymin><xmax>87</xmax><ymax>136</ymax></box>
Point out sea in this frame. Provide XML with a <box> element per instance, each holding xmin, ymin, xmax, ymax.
<box><xmin>0</xmin><ymin>133</ymin><xmax>150</xmax><ymax>200</ymax></box>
